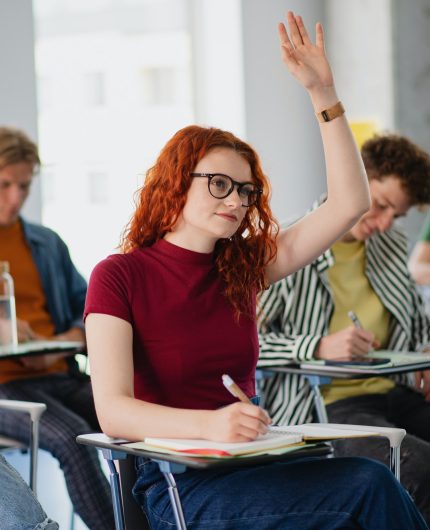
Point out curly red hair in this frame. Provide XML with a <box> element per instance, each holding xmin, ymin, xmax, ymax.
<box><xmin>121</xmin><ymin>125</ymin><xmax>278</xmax><ymax>318</ymax></box>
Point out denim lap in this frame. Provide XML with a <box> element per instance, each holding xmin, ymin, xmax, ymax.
<box><xmin>133</xmin><ymin>455</ymin><xmax>428</xmax><ymax>530</ymax></box>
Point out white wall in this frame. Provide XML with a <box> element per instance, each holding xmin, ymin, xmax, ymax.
<box><xmin>241</xmin><ymin>0</ymin><xmax>326</xmax><ymax>223</ymax></box>
<box><xmin>190</xmin><ymin>0</ymin><xmax>246</xmax><ymax>138</ymax></box>
<box><xmin>326</xmin><ymin>0</ymin><xmax>394</xmax><ymax>130</ymax></box>
<box><xmin>0</xmin><ymin>0</ymin><xmax>41</xmax><ymax>222</ymax></box>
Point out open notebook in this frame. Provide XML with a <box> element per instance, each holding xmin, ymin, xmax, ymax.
<box><xmin>0</xmin><ymin>340</ymin><xmax>85</xmax><ymax>357</ymax></box>
<box><xmin>125</xmin><ymin>424</ymin><xmax>380</xmax><ymax>458</ymax></box>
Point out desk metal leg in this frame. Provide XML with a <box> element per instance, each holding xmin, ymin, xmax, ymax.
<box><xmin>305</xmin><ymin>375</ymin><xmax>331</xmax><ymax>423</ymax></box>
<box><xmin>163</xmin><ymin>472</ymin><xmax>187</xmax><ymax>530</ymax></box>
<box><xmin>29</xmin><ymin>418</ymin><xmax>39</xmax><ymax>494</ymax></box>
<box><xmin>102</xmin><ymin>449</ymin><xmax>127</xmax><ymax>530</ymax></box>
<box><xmin>390</xmin><ymin>446</ymin><xmax>401</xmax><ymax>481</ymax></box>
<box><xmin>156</xmin><ymin>460</ymin><xmax>187</xmax><ymax>530</ymax></box>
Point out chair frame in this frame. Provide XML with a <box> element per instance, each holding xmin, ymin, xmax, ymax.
<box><xmin>0</xmin><ymin>399</ymin><xmax>46</xmax><ymax>495</ymax></box>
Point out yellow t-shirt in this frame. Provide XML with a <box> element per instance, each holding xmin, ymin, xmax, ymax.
<box><xmin>321</xmin><ymin>239</ymin><xmax>395</xmax><ymax>405</ymax></box>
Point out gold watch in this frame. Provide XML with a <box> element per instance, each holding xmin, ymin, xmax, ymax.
<box><xmin>315</xmin><ymin>101</ymin><xmax>345</xmax><ymax>123</ymax></box>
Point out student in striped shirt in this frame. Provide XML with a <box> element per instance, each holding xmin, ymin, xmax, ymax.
<box><xmin>258</xmin><ymin>133</ymin><xmax>430</xmax><ymax>524</ymax></box>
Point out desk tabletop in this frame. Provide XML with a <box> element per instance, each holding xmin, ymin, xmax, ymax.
<box><xmin>261</xmin><ymin>356</ymin><xmax>430</xmax><ymax>379</ymax></box>
<box><xmin>0</xmin><ymin>340</ymin><xmax>85</xmax><ymax>360</ymax></box>
<box><xmin>76</xmin><ymin>433</ymin><xmax>331</xmax><ymax>470</ymax></box>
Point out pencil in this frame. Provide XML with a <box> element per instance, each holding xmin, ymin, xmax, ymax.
<box><xmin>222</xmin><ymin>374</ymin><xmax>252</xmax><ymax>404</ymax></box>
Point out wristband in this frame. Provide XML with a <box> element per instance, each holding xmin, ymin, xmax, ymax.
<box><xmin>315</xmin><ymin>101</ymin><xmax>345</xmax><ymax>123</ymax></box>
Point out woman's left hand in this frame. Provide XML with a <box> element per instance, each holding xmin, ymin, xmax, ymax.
<box><xmin>278</xmin><ymin>11</ymin><xmax>333</xmax><ymax>92</ymax></box>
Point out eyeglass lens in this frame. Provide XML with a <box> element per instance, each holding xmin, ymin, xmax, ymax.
<box><xmin>208</xmin><ymin>174</ymin><xmax>259</xmax><ymax>206</ymax></box>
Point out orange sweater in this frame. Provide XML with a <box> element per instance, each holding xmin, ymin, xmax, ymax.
<box><xmin>0</xmin><ymin>221</ymin><xmax>68</xmax><ymax>383</ymax></box>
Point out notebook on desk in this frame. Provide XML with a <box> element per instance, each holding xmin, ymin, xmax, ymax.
<box><xmin>125</xmin><ymin>424</ymin><xmax>380</xmax><ymax>459</ymax></box>
<box><xmin>0</xmin><ymin>340</ymin><xmax>85</xmax><ymax>358</ymax></box>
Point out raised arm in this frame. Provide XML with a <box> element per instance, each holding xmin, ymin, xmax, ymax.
<box><xmin>266</xmin><ymin>12</ymin><xmax>370</xmax><ymax>284</ymax></box>
<box><xmin>86</xmin><ymin>313</ymin><xmax>270</xmax><ymax>442</ymax></box>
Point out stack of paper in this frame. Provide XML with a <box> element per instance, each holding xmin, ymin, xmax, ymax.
<box><xmin>128</xmin><ymin>430</ymin><xmax>303</xmax><ymax>457</ymax></box>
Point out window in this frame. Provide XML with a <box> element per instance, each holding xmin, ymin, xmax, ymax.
<box><xmin>33</xmin><ymin>0</ymin><xmax>193</xmax><ymax>279</ymax></box>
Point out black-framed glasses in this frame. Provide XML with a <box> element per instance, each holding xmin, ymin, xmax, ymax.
<box><xmin>191</xmin><ymin>173</ymin><xmax>262</xmax><ymax>207</ymax></box>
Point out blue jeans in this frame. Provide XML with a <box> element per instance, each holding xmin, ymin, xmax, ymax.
<box><xmin>0</xmin><ymin>454</ymin><xmax>58</xmax><ymax>530</ymax></box>
<box><xmin>133</xmin><ymin>455</ymin><xmax>428</xmax><ymax>530</ymax></box>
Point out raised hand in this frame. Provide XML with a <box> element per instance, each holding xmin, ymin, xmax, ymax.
<box><xmin>278</xmin><ymin>11</ymin><xmax>333</xmax><ymax>92</ymax></box>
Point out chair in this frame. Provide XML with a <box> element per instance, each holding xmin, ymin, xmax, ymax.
<box><xmin>0</xmin><ymin>399</ymin><xmax>46</xmax><ymax>495</ymax></box>
<box><xmin>77</xmin><ymin>426</ymin><xmax>405</xmax><ymax>530</ymax></box>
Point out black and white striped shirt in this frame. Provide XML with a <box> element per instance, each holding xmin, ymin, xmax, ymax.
<box><xmin>257</xmin><ymin>203</ymin><xmax>430</xmax><ymax>426</ymax></box>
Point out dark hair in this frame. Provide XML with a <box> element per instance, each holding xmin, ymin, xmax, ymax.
<box><xmin>361</xmin><ymin>134</ymin><xmax>430</xmax><ymax>206</ymax></box>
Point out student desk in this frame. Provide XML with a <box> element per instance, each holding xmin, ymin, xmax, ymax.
<box><xmin>258</xmin><ymin>353</ymin><xmax>430</xmax><ymax>428</ymax></box>
<box><xmin>0</xmin><ymin>340</ymin><xmax>85</xmax><ymax>360</ymax></box>
<box><xmin>77</xmin><ymin>433</ymin><xmax>331</xmax><ymax>530</ymax></box>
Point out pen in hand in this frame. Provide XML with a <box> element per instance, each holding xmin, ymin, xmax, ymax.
<box><xmin>347</xmin><ymin>310</ymin><xmax>362</xmax><ymax>329</ymax></box>
<box><xmin>347</xmin><ymin>310</ymin><xmax>374</xmax><ymax>353</ymax></box>
<box><xmin>222</xmin><ymin>374</ymin><xmax>273</xmax><ymax>432</ymax></box>
<box><xmin>222</xmin><ymin>374</ymin><xmax>253</xmax><ymax>404</ymax></box>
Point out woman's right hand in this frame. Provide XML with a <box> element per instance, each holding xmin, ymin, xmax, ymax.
<box><xmin>202</xmin><ymin>402</ymin><xmax>271</xmax><ymax>443</ymax></box>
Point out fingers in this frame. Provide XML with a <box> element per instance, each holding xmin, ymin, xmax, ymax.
<box><xmin>315</xmin><ymin>22</ymin><xmax>324</xmax><ymax>49</ymax></box>
<box><xmin>278</xmin><ymin>22</ymin><xmax>297</xmax><ymax>65</ymax></box>
<box><xmin>222</xmin><ymin>403</ymin><xmax>271</xmax><ymax>441</ymax></box>
<box><xmin>295</xmin><ymin>15</ymin><xmax>311</xmax><ymax>45</ymax></box>
<box><xmin>286</xmin><ymin>11</ymin><xmax>303</xmax><ymax>48</ymax></box>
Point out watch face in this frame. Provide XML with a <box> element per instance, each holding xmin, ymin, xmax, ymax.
<box><xmin>317</xmin><ymin>102</ymin><xmax>344</xmax><ymax>123</ymax></box>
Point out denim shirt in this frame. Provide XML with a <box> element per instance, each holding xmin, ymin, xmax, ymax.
<box><xmin>20</xmin><ymin>217</ymin><xmax>87</xmax><ymax>334</ymax></box>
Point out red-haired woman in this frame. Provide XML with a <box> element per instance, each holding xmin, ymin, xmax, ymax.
<box><xmin>84</xmin><ymin>12</ymin><xmax>428</xmax><ymax>530</ymax></box>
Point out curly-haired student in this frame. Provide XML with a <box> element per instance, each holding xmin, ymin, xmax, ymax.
<box><xmin>258</xmin><ymin>133</ymin><xmax>430</xmax><ymax>524</ymax></box>
<box><xmin>85</xmin><ymin>12</ymin><xmax>428</xmax><ymax>530</ymax></box>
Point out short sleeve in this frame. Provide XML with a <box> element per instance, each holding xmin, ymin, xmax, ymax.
<box><xmin>84</xmin><ymin>254</ymin><xmax>133</xmax><ymax>324</ymax></box>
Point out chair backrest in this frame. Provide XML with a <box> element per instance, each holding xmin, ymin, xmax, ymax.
<box><xmin>118</xmin><ymin>456</ymin><xmax>151</xmax><ymax>530</ymax></box>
